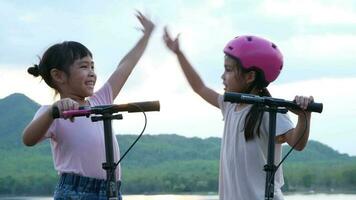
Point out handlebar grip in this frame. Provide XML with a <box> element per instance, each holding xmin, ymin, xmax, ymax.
<box><xmin>52</xmin><ymin>106</ymin><xmax>60</xmax><ymax>119</ymax></box>
<box><xmin>62</xmin><ymin>110</ymin><xmax>92</xmax><ymax>118</ymax></box>
<box><xmin>52</xmin><ymin>106</ymin><xmax>92</xmax><ymax>119</ymax></box>
<box><xmin>307</xmin><ymin>102</ymin><xmax>323</xmax><ymax>113</ymax></box>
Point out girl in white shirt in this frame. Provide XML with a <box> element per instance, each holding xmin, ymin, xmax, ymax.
<box><xmin>163</xmin><ymin>28</ymin><xmax>314</xmax><ymax>200</ymax></box>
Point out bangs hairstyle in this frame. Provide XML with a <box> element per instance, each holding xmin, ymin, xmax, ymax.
<box><xmin>46</xmin><ymin>41</ymin><xmax>93</xmax><ymax>75</ymax></box>
<box><xmin>28</xmin><ymin>41</ymin><xmax>92</xmax><ymax>89</ymax></box>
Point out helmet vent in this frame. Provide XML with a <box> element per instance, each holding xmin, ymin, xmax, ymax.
<box><xmin>272</xmin><ymin>43</ymin><xmax>277</xmax><ymax>49</ymax></box>
<box><xmin>247</xmin><ymin>36</ymin><xmax>252</xmax><ymax>41</ymax></box>
<box><xmin>228</xmin><ymin>46</ymin><xmax>233</xmax><ymax>50</ymax></box>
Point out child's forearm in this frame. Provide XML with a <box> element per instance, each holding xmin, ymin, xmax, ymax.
<box><xmin>22</xmin><ymin>107</ymin><xmax>53</xmax><ymax>146</ymax></box>
<box><xmin>117</xmin><ymin>32</ymin><xmax>152</xmax><ymax>70</ymax></box>
<box><xmin>175</xmin><ymin>50</ymin><xmax>205</xmax><ymax>93</ymax></box>
<box><xmin>108</xmin><ymin>32</ymin><xmax>153</xmax><ymax>98</ymax></box>
<box><xmin>289</xmin><ymin>113</ymin><xmax>311</xmax><ymax>150</ymax></box>
<box><xmin>175</xmin><ymin>50</ymin><xmax>219</xmax><ymax>108</ymax></box>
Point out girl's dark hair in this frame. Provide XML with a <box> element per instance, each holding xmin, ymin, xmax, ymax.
<box><xmin>228</xmin><ymin>55</ymin><xmax>271</xmax><ymax>141</ymax></box>
<box><xmin>27</xmin><ymin>41</ymin><xmax>92</xmax><ymax>89</ymax></box>
<box><xmin>244</xmin><ymin>87</ymin><xmax>271</xmax><ymax>141</ymax></box>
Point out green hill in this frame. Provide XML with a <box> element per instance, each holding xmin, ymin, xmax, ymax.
<box><xmin>0</xmin><ymin>93</ymin><xmax>40</xmax><ymax>148</ymax></box>
<box><xmin>0</xmin><ymin>93</ymin><xmax>355</xmax><ymax>195</ymax></box>
<box><xmin>282</xmin><ymin>140</ymin><xmax>350</xmax><ymax>162</ymax></box>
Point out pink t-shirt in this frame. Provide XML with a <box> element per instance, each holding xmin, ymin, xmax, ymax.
<box><xmin>33</xmin><ymin>83</ymin><xmax>121</xmax><ymax>180</ymax></box>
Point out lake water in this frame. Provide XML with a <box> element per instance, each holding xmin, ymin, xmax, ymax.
<box><xmin>1</xmin><ymin>194</ymin><xmax>356</xmax><ymax>200</ymax></box>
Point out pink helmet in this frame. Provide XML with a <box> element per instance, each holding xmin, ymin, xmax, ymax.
<box><xmin>223</xmin><ymin>35</ymin><xmax>283</xmax><ymax>83</ymax></box>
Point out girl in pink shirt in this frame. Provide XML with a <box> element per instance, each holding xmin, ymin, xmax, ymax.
<box><xmin>23</xmin><ymin>11</ymin><xmax>154</xmax><ymax>200</ymax></box>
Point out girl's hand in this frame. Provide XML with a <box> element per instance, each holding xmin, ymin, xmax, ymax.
<box><xmin>163</xmin><ymin>26</ymin><xmax>181</xmax><ymax>54</ymax></box>
<box><xmin>136</xmin><ymin>11</ymin><xmax>155</xmax><ymax>36</ymax></box>
<box><xmin>289</xmin><ymin>95</ymin><xmax>314</xmax><ymax>116</ymax></box>
<box><xmin>53</xmin><ymin>98</ymin><xmax>79</xmax><ymax>121</ymax></box>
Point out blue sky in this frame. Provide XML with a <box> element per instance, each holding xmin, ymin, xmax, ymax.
<box><xmin>1</xmin><ymin>0</ymin><xmax>356</xmax><ymax>155</ymax></box>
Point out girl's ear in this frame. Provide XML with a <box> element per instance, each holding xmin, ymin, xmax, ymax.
<box><xmin>50</xmin><ymin>68</ymin><xmax>67</xmax><ymax>85</ymax></box>
<box><xmin>245</xmin><ymin>71</ymin><xmax>256</xmax><ymax>84</ymax></box>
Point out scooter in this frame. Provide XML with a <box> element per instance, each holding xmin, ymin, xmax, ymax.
<box><xmin>53</xmin><ymin>101</ymin><xmax>160</xmax><ymax>200</ymax></box>
<box><xmin>224</xmin><ymin>92</ymin><xmax>322</xmax><ymax>200</ymax></box>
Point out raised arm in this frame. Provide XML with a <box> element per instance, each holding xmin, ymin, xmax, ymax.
<box><xmin>163</xmin><ymin>27</ymin><xmax>219</xmax><ymax>108</ymax></box>
<box><xmin>108</xmin><ymin>11</ymin><xmax>155</xmax><ymax>100</ymax></box>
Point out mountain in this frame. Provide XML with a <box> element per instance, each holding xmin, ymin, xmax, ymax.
<box><xmin>0</xmin><ymin>93</ymin><xmax>40</xmax><ymax>148</ymax></box>
<box><xmin>282</xmin><ymin>140</ymin><xmax>351</xmax><ymax>162</ymax></box>
<box><xmin>0</xmin><ymin>93</ymin><xmax>355</xmax><ymax>195</ymax></box>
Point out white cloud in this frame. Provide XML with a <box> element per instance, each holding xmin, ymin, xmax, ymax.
<box><xmin>260</xmin><ymin>0</ymin><xmax>356</xmax><ymax>25</ymax></box>
<box><xmin>163</xmin><ymin>1</ymin><xmax>237</xmax><ymax>58</ymax></box>
<box><xmin>111</xmin><ymin>55</ymin><xmax>223</xmax><ymax>138</ymax></box>
<box><xmin>209</xmin><ymin>0</ymin><xmax>225</xmax><ymax>8</ymax></box>
<box><xmin>18</xmin><ymin>13</ymin><xmax>37</xmax><ymax>23</ymax></box>
<box><xmin>113</xmin><ymin>90</ymin><xmax>223</xmax><ymax>138</ymax></box>
<box><xmin>0</xmin><ymin>67</ymin><xmax>54</xmax><ymax>104</ymax></box>
<box><xmin>283</xmin><ymin>34</ymin><xmax>356</xmax><ymax>61</ymax></box>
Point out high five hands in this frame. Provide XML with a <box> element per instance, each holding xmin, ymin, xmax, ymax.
<box><xmin>136</xmin><ymin>11</ymin><xmax>155</xmax><ymax>36</ymax></box>
<box><xmin>163</xmin><ymin>27</ymin><xmax>181</xmax><ymax>54</ymax></box>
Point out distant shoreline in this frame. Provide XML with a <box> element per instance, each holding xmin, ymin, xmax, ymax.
<box><xmin>2</xmin><ymin>193</ymin><xmax>356</xmax><ymax>200</ymax></box>
<box><xmin>2</xmin><ymin>191</ymin><xmax>356</xmax><ymax>197</ymax></box>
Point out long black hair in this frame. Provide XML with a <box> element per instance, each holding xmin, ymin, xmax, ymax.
<box><xmin>228</xmin><ymin>55</ymin><xmax>271</xmax><ymax>141</ymax></box>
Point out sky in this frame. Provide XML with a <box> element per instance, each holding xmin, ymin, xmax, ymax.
<box><xmin>0</xmin><ymin>0</ymin><xmax>356</xmax><ymax>155</ymax></box>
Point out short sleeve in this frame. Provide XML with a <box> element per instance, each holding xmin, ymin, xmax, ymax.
<box><xmin>32</xmin><ymin>105</ymin><xmax>55</xmax><ymax>140</ymax></box>
<box><xmin>276</xmin><ymin>113</ymin><xmax>294</xmax><ymax>136</ymax></box>
<box><xmin>260</xmin><ymin>112</ymin><xmax>294</xmax><ymax>137</ymax></box>
<box><xmin>218</xmin><ymin>95</ymin><xmax>229</xmax><ymax>120</ymax></box>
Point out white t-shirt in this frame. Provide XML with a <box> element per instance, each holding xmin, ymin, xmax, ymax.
<box><xmin>33</xmin><ymin>82</ymin><xmax>121</xmax><ymax>180</ymax></box>
<box><xmin>218</xmin><ymin>95</ymin><xmax>294</xmax><ymax>200</ymax></box>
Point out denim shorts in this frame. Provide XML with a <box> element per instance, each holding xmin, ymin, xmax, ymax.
<box><xmin>54</xmin><ymin>173</ymin><xmax>122</xmax><ymax>200</ymax></box>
